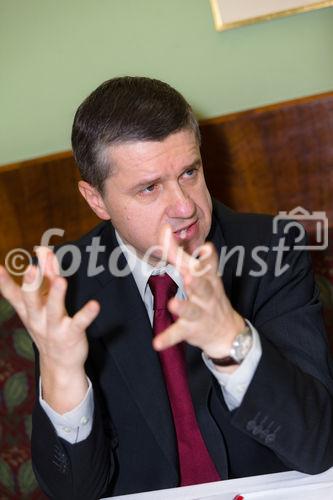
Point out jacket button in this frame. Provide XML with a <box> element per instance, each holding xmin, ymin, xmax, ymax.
<box><xmin>265</xmin><ymin>433</ymin><xmax>276</xmax><ymax>444</ymax></box>
<box><xmin>246</xmin><ymin>420</ymin><xmax>256</xmax><ymax>432</ymax></box>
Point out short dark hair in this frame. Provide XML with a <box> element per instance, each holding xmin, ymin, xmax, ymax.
<box><xmin>71</xmin><ymin>76</ymin><xmax>200</xmax><ymax>193</ymax></box>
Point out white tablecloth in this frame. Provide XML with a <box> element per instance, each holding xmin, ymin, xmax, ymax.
<box><xmin>103</xmin><ymin>466</ymin><xmax>333</xmax><ymax>500</ymax></box>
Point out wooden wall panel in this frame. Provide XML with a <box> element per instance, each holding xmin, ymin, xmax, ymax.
<box><xmin>200</xmin><ymin>91</ymin><xmax>333</xmax><ymax>225</ymax></box>
<box><xmin>0</xmin><ymin>153</ymin><xmax>99</xmax><ymax>268</ymax></box>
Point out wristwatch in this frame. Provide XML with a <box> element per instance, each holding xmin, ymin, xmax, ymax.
<box><xmin>208</xmin><ymin>324</ymin><xmax>253</xmax><ymax>367</ymax></box>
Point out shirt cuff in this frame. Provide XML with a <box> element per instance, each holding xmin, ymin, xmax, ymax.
<box><xmin>39</xmin><ymin>377</ymin><xmax>94</xmax><ymax>444</ymax></box>
<box><xmin>202</xmin><ymin>320</ymin><xmax>262</xmax><ymax>411</ymax></box>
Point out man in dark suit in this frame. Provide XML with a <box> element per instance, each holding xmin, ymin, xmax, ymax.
<box><xmin>0</xmin><ymin>77</ymin><xmax>332</xmax><ymax>500</ymax></box>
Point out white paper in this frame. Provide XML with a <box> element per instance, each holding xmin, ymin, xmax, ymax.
<box><xmin>104</xmin><ymin>466</ymin><xmax>333</xmax><ymax>500</ymax></box>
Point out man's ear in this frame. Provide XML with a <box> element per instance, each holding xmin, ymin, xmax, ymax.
<box><xmin>78</xmin><ymin>181</ymin><xmax>110</xmax><ymax>220</ymax></box>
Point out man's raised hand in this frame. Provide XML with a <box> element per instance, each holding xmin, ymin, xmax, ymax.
<box><xmin>0</xmin><ymin>248</ymin><xmax>100</xmax><ymax>413</ymax></box>
<box><xmin>153</xmin><ymin>226</ymin><xmax>245</xmax><ymax>367</ymax></box>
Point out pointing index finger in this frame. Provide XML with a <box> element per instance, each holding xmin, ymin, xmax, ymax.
<box><xmin>158</xmin><ymin>225</ymin><xmax>215</xmax><ymax>284</ymax></box>
<box><xmin>158</xmin><ymin>224</ymin><xmax>197</xmax><ymax>274</ymax></box>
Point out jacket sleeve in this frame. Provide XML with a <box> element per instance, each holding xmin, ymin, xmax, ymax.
<box><xmin>227</xmin><ymin>224</ymin><xmax>333</xmax><ymax>474</ymax></box>
<box><xmin>31</xmin><ymin>348</ymin><xmax>115</xmax><ymax>500</ymax></box>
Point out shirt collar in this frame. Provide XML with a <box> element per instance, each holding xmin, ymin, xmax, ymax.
<box><xmin>115</xmin><ymin>230</ymin><xmax>185</xmax><ymax>301</ymax></box>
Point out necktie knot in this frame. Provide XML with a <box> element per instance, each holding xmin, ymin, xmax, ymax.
<box><xmin>148</xmin><ymin>274</ymin><xmax>178</xmax><ymax>311</ymax></box>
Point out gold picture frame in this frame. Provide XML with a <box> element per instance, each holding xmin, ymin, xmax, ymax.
<box><xmin>210</xmin><ymin>0</ymin><xmax>333</xmax><ymax>31</ymax></box>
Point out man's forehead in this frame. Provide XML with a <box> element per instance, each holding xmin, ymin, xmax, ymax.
<box><xmin>106</xmin><ymin>130</ymin><xmax>200</xmax><ymax>174</ymax></box>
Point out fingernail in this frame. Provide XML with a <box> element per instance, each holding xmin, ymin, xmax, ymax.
<box><xmin>24</xmin><ymin>265</ymin><xmax>34</xmax><ymax>281</ymax></box>
<box><xmin>54</xmin><ymin>277</ymin><xmax>64</xmax><ymax>289</ymax></box>
<box><xmin>168</xmin><ymin>297</ymin><xmax>177</xmax><ymax>309</ymax></box>
<box><xmin>89</xmin><ymin>301</ymin><xmax>99</xmax><ymax>313</ymax></box>
<box><xmin>153</xmin><ymin>338</ymin><xmax>162</xmax><ymax>351</ymax></box>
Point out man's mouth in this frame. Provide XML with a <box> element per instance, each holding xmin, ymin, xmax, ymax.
<box><xmin>173</xmin><ymin>220</ymin><xmax>198</xmax><ymax>240</ymax></box>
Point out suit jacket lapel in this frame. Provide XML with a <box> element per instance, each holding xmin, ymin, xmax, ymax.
<box><xmin>87</xmin><ymin>223</ymin><xmax>178</xmax><ymax>477</ymax></box>
<box><xmin>184</xmin><ymin>205</ymin><xmax>233</xmax><ymax>478</ymax></box>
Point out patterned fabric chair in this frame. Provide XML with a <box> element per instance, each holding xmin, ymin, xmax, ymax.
<box><xmin>0</xmin><ymin>231</ymin><xmax>332</xmax><ymax>498</ymax></box>
<box><xmin>0</xmin><ymin>301</ymin><xmax>46</xmax><ymax>499</ymax></box>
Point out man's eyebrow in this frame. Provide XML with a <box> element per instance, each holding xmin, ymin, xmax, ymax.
<box><xmin>131</xmin><ymin>159</ymin><xmax>202</xmax><ymax>191</ymax></box>
<box><xmin>131</xmin><ymin>176</ymin><xmax>162</xmax><ymax>191</ymax></box>
<box><xmin>180</xmin><ymin>158</ymin><xmax>202</xmax><ymax>171</ymax></box>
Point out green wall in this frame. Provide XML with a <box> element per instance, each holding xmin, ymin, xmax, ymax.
<box><xmin>1</xmin><ymin>0</ymin><xmax>333</xmax><ymax>165</ymax></box>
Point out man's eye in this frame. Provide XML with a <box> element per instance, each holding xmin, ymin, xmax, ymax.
<box><xmin>142</xmin><ymin>184</ymin><xmax>156</xmax><ymax>194</ymax></box>
<box><xmin>183</xmin><ymin>168</ymin><xmax>196</xmax><ymax>178</ymax></box>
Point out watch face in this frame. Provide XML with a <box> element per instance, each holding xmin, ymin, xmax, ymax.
<box><xmin>208</xmin><ymin>325</ymin><xmax>253</xmax><ymax>366</ymax></box>
<box><xmin>230</xmin><ymin>328</ymin><xmax>253</xmax><ymax>363</ymax></box>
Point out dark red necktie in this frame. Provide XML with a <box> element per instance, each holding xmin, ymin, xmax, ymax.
<box><xmin>148</xmin><ymin>274</ymin><xmax>220</xmax><ymax>486</ymax></box>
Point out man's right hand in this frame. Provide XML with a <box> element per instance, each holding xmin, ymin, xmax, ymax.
<box><xmin>0</xmin><ymin>247</ymin><xmax>100</xmax><ymax>414</ymax></box>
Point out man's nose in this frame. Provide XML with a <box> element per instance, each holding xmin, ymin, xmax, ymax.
<box><xmin>165</xmin><ymin>184</ymin><xmax>196</xmax><ymax>219</ymax></box>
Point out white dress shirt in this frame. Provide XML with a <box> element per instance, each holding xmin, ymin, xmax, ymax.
<box><xmin>40</xmin><ymin>230</ymin><xmax>262</xmax><ymax>443</ymax></box>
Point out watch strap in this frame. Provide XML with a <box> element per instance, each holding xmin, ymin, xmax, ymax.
<box><xmin>208</xmin><ymin>324</ymin><xmax>252</xmax><ymax>367</ymax></box>
<box><xmin>208</xmin><ymin>355</ymin><xmax>240</xmax><ymax>367</ymax></box>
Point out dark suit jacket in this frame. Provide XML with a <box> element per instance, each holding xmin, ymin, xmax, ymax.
<box><xmin>31</xmin><ymin>200</ymin><xmax>333</xmax><ymax>499</ymax></box>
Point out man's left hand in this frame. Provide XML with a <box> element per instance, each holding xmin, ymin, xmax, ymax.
<box><xmin>153</xmin><ymin>226</ymin><xmax>246</xmax><ymax>363</ymax></box>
